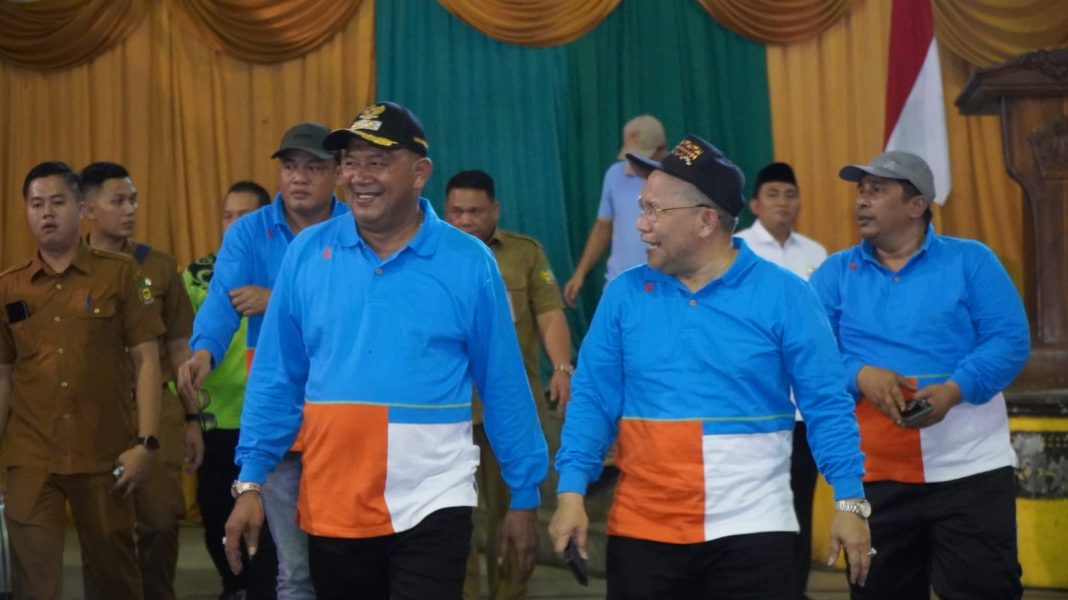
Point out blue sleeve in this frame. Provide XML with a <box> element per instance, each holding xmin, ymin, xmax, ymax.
<box><xmin>810</xmin><ymin>255</ymin><xmax>865</xmax><ymax>396</ymax></box>
<box><xmin>783</xmin><ymin>282</ymin><xmax>866</xmax><ymax>500</ymax></box>
<box><xmin>555</xmin><ymin>281</ymin><xmax>625</xmax><ymax>495</ymax></box>
<box><xmin>235</xmin><ymin>241</ymin><xmax>309</xmax><ymax>484</ymax></box>
<box><xmin>950</xmin><ymin>247</ymin><xmax>1030</xmax><ymax>404</ymax></box>
<box><xmin>468</xmin><ymin>251</ymin><xmax>549</xmax><ymax>510</ymax></box>
<box><xmin>595</xmin><ymin>164</ymin><xmax>617</xmax><ymax>221</ymax></box>
<box><xmin>190</xmin><ymin>220</ymin><xmax>254</xmax><ymax>365</ymax></box>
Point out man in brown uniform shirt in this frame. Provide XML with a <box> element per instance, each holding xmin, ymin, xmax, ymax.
<box><xmin>445</xmin><ymin>170</ymin><xmax>573</xmax><ymax>600</ymax></box>
<box><xmin>0</xmin><ymin>161</ymin><xmax>165</xmax><ymax>600</ymax></box>
<box><xmin>81</xmin><ymin>161</ymin><xmax>201</xmax><ymax>600</ymax></box>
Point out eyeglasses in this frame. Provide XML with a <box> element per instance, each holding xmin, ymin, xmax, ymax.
<box><xmin>637</xmin><ymin>196</ymin><xmax>714</xmax><ymax>221</ymax></box>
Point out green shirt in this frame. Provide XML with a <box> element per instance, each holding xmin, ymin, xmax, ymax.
<box><xmin>183</xmin><ymin>253</ymin><xmax>248</xmax><ymax>430</ymax></box>
<box><xmin>472</xmin><ymin>229</ymin><xmax>564</xmax><ymax>424</ymax></box>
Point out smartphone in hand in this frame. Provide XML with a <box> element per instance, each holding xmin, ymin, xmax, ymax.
<box><xmin>901</xmin><ymin>398</ymin><xmax>933</xmax><ymax>427</ymax></box>
<box><xmin>563</xmin><ymin>538</ymin><xmax>589</xmax><ymax>586</ymax></box>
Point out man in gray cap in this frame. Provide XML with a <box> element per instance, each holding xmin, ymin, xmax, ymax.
<box><xmin>550</xmin><ymin>134</ymin><xmax>872</xmax><ymax>598</ymax></box>
<box><xmin>179</xmin><ymin>121</ymin><xmax>348</xmax><ymax>600</ymax></box>
<box><xmin>810</xmin><ymin>150</ymin><xmax>1030</xmax><ymax>599</ymax></box>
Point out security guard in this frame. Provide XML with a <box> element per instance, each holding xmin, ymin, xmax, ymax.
<box><xmin>0</xmin><ymin>161</ymin><xmax>164</xmax><ymax>600</ymax></box>
<box><xmin>444</xmin><ymin>169</ymin><xmax>573</xmax><ymax>600</ymax></box>
<box><xmin>81</xmin><ymin>161</ymin><xmax>201</xmax><ymax>600</ymax></box>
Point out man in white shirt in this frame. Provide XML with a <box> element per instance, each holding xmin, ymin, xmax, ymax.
<box><xmin>735</xmin><ymin>162</ymin><xmax>827</xmax><ymax>600</ymax></box>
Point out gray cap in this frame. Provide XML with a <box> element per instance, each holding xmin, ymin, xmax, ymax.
<box><xmin>839</xmin><ymin>150</ymin><xmax>935</xmax><ymax>201</ymax></box>
<box><xmin>271</xmin><ymin>122</ymin><xmax>335</xmax><ymax>160</ymax></box>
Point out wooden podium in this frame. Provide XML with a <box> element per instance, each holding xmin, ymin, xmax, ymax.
<box><xmin>957</xmin><ymin>49</ymin><xmax>1068</xmax><ymax>417</ymax></box>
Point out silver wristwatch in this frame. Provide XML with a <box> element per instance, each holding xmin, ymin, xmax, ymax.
<box><xmin>230</xmin><ymin>481</ymin><xmax>263</xmax><ymax>499</ymax></box>
<box><xmin>835</xmin><ymin>499</ymin><xmax>872</xmax><ymax>519</ymax></box>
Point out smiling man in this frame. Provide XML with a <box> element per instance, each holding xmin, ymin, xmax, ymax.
<box><xmin>810</xmin><ymin>151</ymin><xmax>1030</xmax><ymax>599</ymax></box>
<box><xmin>549</xmin><ymin>135</ymin><xmax>872</xmax><ymax>599</ymax></box>
<box><xmin>222</xmin><ymin>102</ymin><xmax>548</xmax><ymax>600</ymax></box>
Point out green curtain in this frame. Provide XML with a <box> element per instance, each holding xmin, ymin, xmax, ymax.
<box><xmin>375</xmin><ymin>0</ymin><xmax>771</xmax><ymax>336</ymax></box>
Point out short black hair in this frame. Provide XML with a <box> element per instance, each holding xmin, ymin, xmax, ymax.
<box><xmin>446</xmin><ymin>170</ymin><xmax>495</xmax><ymax>200</ymax></box>
<box><xmin>80</xmin><ymin>162</ymin><xmax>130</xmax><ymax>196</ymax></box>
<box><xmin>23</xmin><ymin>161</ymin><xmax>81</xmax><ymax>200</ymax></box>
<box><xmin>899</xmin><ymin>179</ymin><xmax>933</xmax><ymax>225</ymax></box>
<box><xmin>227</xmin><ymin>180</ymin><xmax>271</xmax><ymax>208</ymax></box>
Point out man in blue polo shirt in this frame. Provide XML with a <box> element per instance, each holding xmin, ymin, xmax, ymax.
<box><xmin>549</xmin><ymin>135</ymin><xmax>873</xmax><ymax>599</ymax></box>
<box><xmin>222</xmin><ymin>102</ymin><xmax>548</xmax><ymax>600</ymax></box>
<box><xmin>810</xmin><ymin>151</ymin><xmax>1029</xmax><ymax>599</ymax></box>
<box><xmin>178</xmin><ymin>122</ymin><xmax>348</xmax><ymax>600</ymax></box>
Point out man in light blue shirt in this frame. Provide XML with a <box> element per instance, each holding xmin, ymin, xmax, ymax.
<box><xmin>222</xmin><ymin>102</ymin><xmax>548</xmax><ymax>600</ymax></box>
<box><xmin>179</xmin><ymin>122</ymin><xmax>347</xmax><ymax>600</ymax></box>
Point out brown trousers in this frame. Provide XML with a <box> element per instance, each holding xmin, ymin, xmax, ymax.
<box><xmin>4</xmin><ymin>467</ymin><xmax>142</xmax><ymax>600</ymax></box>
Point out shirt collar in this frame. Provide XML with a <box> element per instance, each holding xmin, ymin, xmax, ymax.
<box><xmin>859</xmin><ymin>223</ymin><xmax>936</xmax><ymax>268</ymax></box>
<box><xmin>339</xmin><ymin>197</ymin><xmax>441</xmax><ymax>258</ymax></box>
<box><xmin>747</xmin><ymin>219</ymin><xmax>797</xmax><ymax>248</ymax></box>
<box><xmin>644</xmin><ymin>237</ymin><xmax>760</xmax><ymax>293</ymax></box>
<box><xmin>268</xmin><ymin>193</ymin><xmax>346</xmax><ymax>233</ymax></box>
<box><xmin>31</xmin><ymin>240</ymin><xmax>94</xmax><ymax>278</ymax></box>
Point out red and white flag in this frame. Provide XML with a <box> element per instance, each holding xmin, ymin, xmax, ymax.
<box><xmin>884</xmin><ymin>0</ymin><xmax>951</xmax><ymax>204</ymax></box>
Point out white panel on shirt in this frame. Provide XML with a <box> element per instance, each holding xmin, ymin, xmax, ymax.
<box><xmin>384</xmin><ymin>422</ymin><xmax>479</xmax><ymax>533</ymax></box>
<box><xmin>702</xmin><ymin>431</ymin><xmax>798</xmax><ymax>541</ymax></box>
<box><xmin>920</xmin><ymin>392</ymin><xmax>1017</xmax><ymax>482</ymax></box>
<box><xmin>735</xmin><ymin>220</ymin><xmax>828</xmax><ymax>282</ymax></box>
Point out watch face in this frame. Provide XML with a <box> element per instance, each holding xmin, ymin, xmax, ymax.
<box><xmin>139</xmin><ymin>436</ymin><xmax>160</xmax><ymax>451</ymax></box>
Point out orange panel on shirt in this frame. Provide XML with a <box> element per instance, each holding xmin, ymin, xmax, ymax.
<box><xmin>298</xmin><ymin>403</ymin><xmax>394</xmax><ymax>537</ymax></box>
<box><xmin>608</xmin><ymin>419</ymin><xmax>706</xmax><ymax>544</ymax></box>
<box><xmin>857</xmin><ymin>398</ymin><xmax>925</xmax><ymax>483</ymax></box>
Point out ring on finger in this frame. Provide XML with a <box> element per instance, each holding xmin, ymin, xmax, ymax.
<box><xmin>868</xmin><ymin>547</ymin><xmax>877</xmax><ymax>557</ymax></box>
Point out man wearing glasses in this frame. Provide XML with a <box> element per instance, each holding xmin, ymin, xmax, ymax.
<box><xmin>549</xmin><ymin>135</ymin><xmax>872</xmax><ymax>598</ymax></box>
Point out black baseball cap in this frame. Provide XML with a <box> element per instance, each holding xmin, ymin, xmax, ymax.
<box><xmin>626</xmin><ymin>134</ymin><xmax>745</xmax><ymax>216</ymax></box>
<box><xmin>323</xmin><ymin>102</ymin><xmax>429</xmax><ymax>156</ymax></box>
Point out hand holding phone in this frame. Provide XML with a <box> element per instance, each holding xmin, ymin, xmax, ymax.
<box><xmin>900</xmin><ymin>398</ymin><xmax>933</xmax><ymax>427</ymax></box>
<box><xmin>563</xmin><ymin>538</ymin><xmax>588</xmax><ymax>586</ymax></box>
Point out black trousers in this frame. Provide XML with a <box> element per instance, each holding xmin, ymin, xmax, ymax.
<box><xmin>308</xmin><ymin>506</ymin><xmax>473</xmax><ymax>600</ymax></box>
<box><xmin>197</xmin><ymin>427</ymin><xmax>279</xmax><ymax>599</ymax></box>
<box><xmin>606</xmin><ymin>532</ymin><xmax>795</xmax><ymax>600</ymax></box>
<box><xmin>791</xmin><ymin>421</ymin><xmax>819</xmax><ymax>599</ymax></box>
<box><xmin>851</xmin><ymin>466</ymin><xmax>1022</xmax><ymax>600</ymax></box>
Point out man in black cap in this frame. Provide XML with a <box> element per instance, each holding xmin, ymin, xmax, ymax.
<box><xmin>810</xmin><ymin>150</ymin><xmax>1029</xmax><ymax>599</ymax></box>
<box><xmin>549</xmin><ymin>135</ymin><xmax>872</xmax><ymax>598</ymax></box>
<box><xmin>736</xmin><ymin>161</ymin><xmax>827</xmax><ymax>599</ymax></box>
<box><xmin>179</xmin><ymin>121</ymin><xmax>348</xmax><ymax>599</ymax></box>
<box><xmin>222</xmin><ymin>102</ymin><xmax>548</xmax><ymax>600</ymax></box>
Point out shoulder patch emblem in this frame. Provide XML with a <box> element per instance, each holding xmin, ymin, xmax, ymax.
<box><xmin>137</xmin><ymin>276</ymin><xmax>154</xmax><ymax>305</ymax></box>
<box><xmin>538</xmin><ymin>268</ymin><xmax>556</xmax><ymax>284</ymax></box>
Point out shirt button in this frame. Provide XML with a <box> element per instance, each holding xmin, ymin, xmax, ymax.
<box><xmin>375</xmin><ymin>268</ymin><xmax>383</xmax><ymax>276</ymax></box>
<box><xmin>60</xmin><ymin>381</ymin><xmax>69</xmax><ymax>388</ymax></box>
<box><xmin>893</xmin><ymin>276</ymin><xmax>901</xmax><ymax>283</ymax></box>
<box><xmin>55</xmin><ymin>283</ymin><xmax>63</xmax><ymax>290</ymax></box>
<box><xmin>53</xmin><ymin>316</ymin><xmax>61</xmax><ymax>323</ymax></box>
<box><xmin>58</xmin><ymin>348</ymin><xmax>64</xmax><ymax>354</ymax></box>
<box><xmin>689</xmin><ymin>299</ymin><xmax>697</xmax><ymax>306</ymax></box>
<box><xmin>63</xmin><ymin>414</ymin><xmax>71</xmax><ymax>419</ymax></box>
<box><xmin>93</xmin><ymin>308</ymin><xmax>100</xmax><ymax>314</ymax></box>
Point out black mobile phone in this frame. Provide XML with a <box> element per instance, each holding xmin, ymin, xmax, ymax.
<box><xmin>563</xmin><ymin>538</ymin><xmax>589</xmax><ymax>587</ymax></box>
<box><xmin>901</xmin><ymin>398</ymin><xmax>933</xmax><ymax>426</ymax></box>
<box><xmin>5</xmin><ymin>301</ymin><xmax>30</xmax><ymax>324</ymax></box>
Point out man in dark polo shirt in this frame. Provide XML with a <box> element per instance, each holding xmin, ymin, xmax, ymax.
<box><xmin>0</xmin><ymin>161</ymin><xmax>165</xmax><ymax>599</ymax></box>
<box><xmin>81</xmin><ymin>161</ymin><xmax>201</xmax><ymax>600</ymax></box>
<box><xmin>445</xmin><ymin>169</ymin><xmax>573</xmax><ymax>600</ymax></box>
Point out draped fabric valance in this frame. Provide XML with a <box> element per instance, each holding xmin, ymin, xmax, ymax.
<box><xmin>0</xmin><ymin>0</ymin><xmax>148</xmax><ymax>71</ymax></box>
<box><xmin>696</xmin><ymin>0</ymin><xmax>855</xmax><ymax>45</ymax></box>
<box><xmin>435</xmin><ymin>0</ymin><xmax>620</xmax><ymax>47</ymax></box>
<box><xmin>162</xmin><ymin>0</ymin><xmax>365</xmax><ymax>63</ymax></box>
<box><xmin>932</xmin><ymin>0</ymin><xmax>1068</xmax><ymax>67</ymax></box>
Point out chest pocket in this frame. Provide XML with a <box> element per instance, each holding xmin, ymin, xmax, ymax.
<box><xmin>9</xmin><ymin>318</ymin><xmax>39</xmax><ymax>359</ymax></box>
<box><xmin>76</xmin><ymin>300</ymin><xmax>120</xmax><ymax>351</ymax></box>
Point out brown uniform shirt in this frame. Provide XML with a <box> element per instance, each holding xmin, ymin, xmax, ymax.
<box><xmin>472</xmin><ymin>229</ymin><xmax>564</xmax><ymax>424</ymax></box>
<box><xmin>0</xmin><ymin>243</ymin><xmax>165</xmax><ymax>474</ymax></box>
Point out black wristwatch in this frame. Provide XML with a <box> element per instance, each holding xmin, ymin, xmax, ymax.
<box><xmin>185</xmin><ymin>412</ymin><xmax>201</xmax><ymax>423</ymax></box>
<box><xmin>137</xmin><ymin>435</ymin><xmax>160</xmax><ymax>451</ymax></box>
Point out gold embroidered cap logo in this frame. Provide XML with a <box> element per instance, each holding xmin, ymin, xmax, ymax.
<box><xmin>672</xmin><ymin>139</ymin><xmax>703</xmax><ymax>166</ymax></box>
<box><xmin>351</xmin><ymin>104</ymin><xmax>387</xmax><ymax>132</ymax></box>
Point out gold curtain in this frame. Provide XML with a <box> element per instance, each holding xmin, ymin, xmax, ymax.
<box><xmin>697</xmin><ymin>0</ymin><xmax>855</xmax><ymax>45</ymax></box>
<box><xmin>436</xmin><ymin>0</ymin><xmax>620</xmax><ymax>47</ymax></box>
<box><xmin>0</xmin><ymin>0</ymin><xmax>375</xmax><ymax>268</ymax></box>
<box><xmin>163</xmin><ymin>0</ymin><xmax>364</xmax><ymax>63</ymax></box>
<box><xmin>932</xmin><ymin>0</ymin><xmax>1068</xmax><ymax>68</ymax></box>
<box><xmin>765</xmin><ymin>0</ymin><xmax>1027</xmax><ymax>291</ymax></box>
<box><xmin>0</xmin><ymin>0</ymin><xmax>148</xmax><ymax>71</ymax></box>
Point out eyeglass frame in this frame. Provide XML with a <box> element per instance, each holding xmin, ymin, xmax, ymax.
<box><xmin>637</xmin><ymin>196</ymin><xmax>714</xmax><ymax>221</ymax></box>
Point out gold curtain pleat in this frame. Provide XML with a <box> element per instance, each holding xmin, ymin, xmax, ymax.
<box><xmin>765</xmin><ymin>0</ymin><xmax>1026</xmax><ymax>291</ymax></box>
<box><xmin>0</xmin><ymin>0</ymin><xmax>148</xmax><ymax>71</ymax></box>
<box><xmin>696</xmin><ymin>0</ymin><xmax>854</xmax><ymax>44</ymax></box>
<box><xmin>162</xmin><ymin>0</ymin><xmax>364</xmax><ymax>63</ymax></box>
<box><xmin>0</xmin><ymin>0</ymin><xmax>375</xmax><ymax>268</ymax></box>
<box><xmin>436</xmin><ymin>0</ymin><xmax>620</xmax><ymax>47</ymax></box>
<box><xmin>932</xmin><ymin>0</ymin><xmax>1068</xmax><ymax>68</ymax></box>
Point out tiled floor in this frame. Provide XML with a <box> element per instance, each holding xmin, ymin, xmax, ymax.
<box><xmin>57</xmin><ymin>525</ymin><xmax>1067</xmax><ymax>599</ymax></box>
